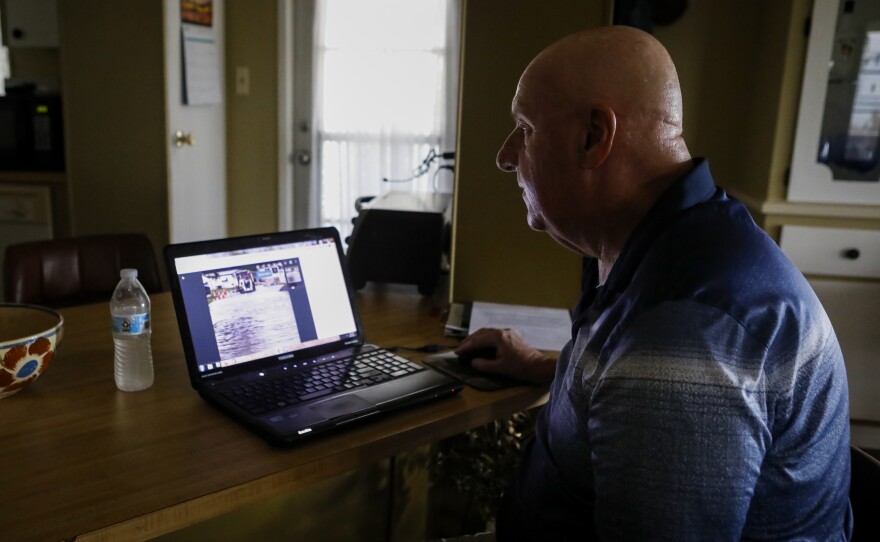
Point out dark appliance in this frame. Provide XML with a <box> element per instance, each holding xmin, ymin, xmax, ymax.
<box><xmin>0</xmin><ymin>91</ymin><xmax>65</xmax><ymax>171</ymax></box>
<box><xmin>346</xmin><ymin>191</ymin><xmax>451</xmax><ymax>296</ymax></box>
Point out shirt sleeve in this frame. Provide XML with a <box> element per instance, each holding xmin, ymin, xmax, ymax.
<box><xmin>587</xmin><ymin>300</ymin><xmax>773</xmax><ymax>541</ymax></box>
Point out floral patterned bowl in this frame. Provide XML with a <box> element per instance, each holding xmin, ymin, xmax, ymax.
<box><xmin>0</xmin><ymin>304</ymin><xmax>63</xmax><ymax>398</ymax></box>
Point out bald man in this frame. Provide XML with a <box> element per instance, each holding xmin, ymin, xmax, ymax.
<box><xmin>456</xmin><ymin>26</ymin><xmax>852</xmax><ymax>541</ymax></box>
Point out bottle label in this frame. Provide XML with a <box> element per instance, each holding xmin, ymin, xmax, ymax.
<box><xmin>112</xmin><ymin>313</ymin><xmax>150</xmax><ymax>335</ymax></box>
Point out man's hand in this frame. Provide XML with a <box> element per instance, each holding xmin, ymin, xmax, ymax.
<box><xmin>455</xmin><ymin>328</ymin><xmax>556</xmax><ymax>385</ymax></box>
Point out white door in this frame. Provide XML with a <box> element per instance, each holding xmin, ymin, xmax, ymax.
<box><xmin>164</xmin><ymin>0</ymin><xmax>227</xmax><ymax>243</ymax></box>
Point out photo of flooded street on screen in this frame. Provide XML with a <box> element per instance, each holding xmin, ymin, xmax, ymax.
<box><xmin>202</xmin><ymin>260</ymin><xmax>304</xmax><ymax>361</ymax></box>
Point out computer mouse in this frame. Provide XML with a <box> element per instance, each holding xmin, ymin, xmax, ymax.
<box><xmin>456</xmin><ymin>347</ymin><xmax>497</xmax><ymax>366</ymax></box>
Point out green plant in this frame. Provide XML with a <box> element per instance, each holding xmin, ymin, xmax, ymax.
<box><xmin>430</xmin><ymin>409</ymin><xmax>537</xmax><ymax>527</ymax></box>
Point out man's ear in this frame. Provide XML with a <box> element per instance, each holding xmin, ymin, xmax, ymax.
<box><xmin>581</xmin><ymin>107</ymin><xmax>616</xmax><ymax>169</ymax></box>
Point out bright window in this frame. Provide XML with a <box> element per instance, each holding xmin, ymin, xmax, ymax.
<box><xmin>314</xmin><ymin>0</ymin><xmax>459</xmax><ymax>238</ymax></box>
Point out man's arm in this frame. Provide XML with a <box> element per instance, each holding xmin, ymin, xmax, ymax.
<box><xmin>588</xmin><ymin>301</ymin><xmax>771</xmax><ymax>541</ymax></box>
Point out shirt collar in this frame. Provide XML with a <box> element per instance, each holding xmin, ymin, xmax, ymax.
<box><xmin>574</xmin><ymin>158</ymin><xmax>719</xmax><ymax>320</ymax></box>
<box><xmin>637</xmin><ymin>158</ymin><xmax>717</xmax><ymax>224</ymax></box>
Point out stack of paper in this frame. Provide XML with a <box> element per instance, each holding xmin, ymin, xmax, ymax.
<box><xmin>445</xmin><ymin>301</ymin><xmax>572</xmax><ymax>352</ymax></box>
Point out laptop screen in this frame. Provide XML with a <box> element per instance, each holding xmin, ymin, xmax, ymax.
<box><xmin>167</xmin><ymin>230</ymin><xmax>360</xmax><ymax>378</ymax></box>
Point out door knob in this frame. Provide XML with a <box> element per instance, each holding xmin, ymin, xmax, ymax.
<box><xmin>173</xmin><ymin>131</ymin><xmax>196</xmax><ymax>147</ymax></box>
<box><xmin>296</xmin><ymin>150</ymin><xmax>311</xmax><ymax>166</ymax></box>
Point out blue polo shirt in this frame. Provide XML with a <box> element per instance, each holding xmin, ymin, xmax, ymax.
<box><xmin>496</xmin><ymin>159</ymin><xmax>852</xmax><ymax>541</ymax></box>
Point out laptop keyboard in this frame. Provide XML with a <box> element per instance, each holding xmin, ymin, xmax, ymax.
<box><xmin>220</xmin><ymin>349</ymin><xmax>424</xmax><ymax>415</ymax></box>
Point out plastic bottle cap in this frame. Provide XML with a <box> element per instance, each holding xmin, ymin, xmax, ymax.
<box><xmin>120</xmin><ymin>268</ymin><xmax>139</xmax><ymax>279</ymax></box>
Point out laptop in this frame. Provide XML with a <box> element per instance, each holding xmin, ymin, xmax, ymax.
<box><xmin>164</xmin><ymin>227</ymin><xmax>463</xmax><ymax>446</ymax></box>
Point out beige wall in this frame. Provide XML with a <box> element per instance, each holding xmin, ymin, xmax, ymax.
<box><xmin>57</xmin><ymin>0</ymin><xmax>169</xmax><ymax>253</ymax></box>
<box><xmin>57</xmin><ymin>0</ymin><xmax>279</xmax><ymax>254</ymax></box>
<box><xmin>225</xmin><ymin>0</ymin><xmax>279</xmax><ymax>237</ymax></box>
<box><xmin>652</xmin><ymin>0</ymin><xmax>813</xmax><ymax>208</ymax></box>
<box><xmin>450</xmin><ymin>0</ymin><xmax>608</xmax><ymax>309</ymax></box>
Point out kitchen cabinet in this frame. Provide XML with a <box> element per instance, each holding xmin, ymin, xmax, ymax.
<box><xmin>771</xmin><ymin>0</ymin><xmax>880</xmax><ymax>447</ymax></box>
<box><xmin>0</xmin><ymin>178</ymin><xmax>57</xmax><ymax>302</ymax></box>
<box><xmin>778</xmin><ymin>0</ymin><xmax>880</xmax><ymax>448</ymax></box>
<box><xmin>3</xmin><ymin>0</ymin><xmax>59</xmax><ymax>48</ymax></box>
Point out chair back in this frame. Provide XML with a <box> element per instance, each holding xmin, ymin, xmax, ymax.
<box><xmin>851</xmin><ymin>445</ymin><xmax>880</xmax><ymax>541</ymax></box>
<box><xmin>3</xmin><ymin>233</ymin><xmax>164</xmax><ymax>308</ymax></box>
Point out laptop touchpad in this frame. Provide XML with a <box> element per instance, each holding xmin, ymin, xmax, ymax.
<box><xmin>309</xmin><ymin>394</ymin><xmax>374</xmax><ymax>420</ymax></box>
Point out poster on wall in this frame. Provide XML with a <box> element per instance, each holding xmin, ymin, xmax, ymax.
<box><xmin>182</xmin><ymin>0</ymin><xmax>213</xmax><ymax>27</ymax></box>
<box><xmin>181</xmin><ymin>23</ymin><xmax>222</xmax><ymax>105</ymax></box>
<box><xmin>180</xmin><ymin>0</ymin><xmax>220</xmax><ymax>106</ymax></box>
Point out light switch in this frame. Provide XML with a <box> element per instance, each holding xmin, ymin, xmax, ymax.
<box><xmin>235</xmin><ymin>66</ymin><xmax>250</xmax><ymax>95</ymax></box>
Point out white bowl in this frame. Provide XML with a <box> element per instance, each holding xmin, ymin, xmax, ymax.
<box><xmin>0</xmin><ymin>304</ymin><xmax>64</xmax><ymax>398</ymax></box>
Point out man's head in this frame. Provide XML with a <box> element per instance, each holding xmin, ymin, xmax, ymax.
<box><xmin>496</xmin><ymin>26</ymin><xmax>692</xmax><ymax>268</ymax></box>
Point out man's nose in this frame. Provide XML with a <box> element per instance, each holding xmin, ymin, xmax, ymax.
<box><xmin>496</xmin><ymin>133</ymin><xmax>517</xmax><ymax>172</ymax></box>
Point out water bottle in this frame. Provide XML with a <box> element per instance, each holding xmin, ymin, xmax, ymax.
<box><xmin>111</xmin><ymin>268</ymin><xmax>154</xmax><ymax>391</ymax></box>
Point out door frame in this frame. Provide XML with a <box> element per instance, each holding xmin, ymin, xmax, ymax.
<box><xmin>277</xmin><ymin>0</ymin><xmax>316</xmax><ymax>231</ymax></box>
<box><xmin>277</xmin><ymin>0</ymin><xmax>295</xmax><ymax>231</ymax></box>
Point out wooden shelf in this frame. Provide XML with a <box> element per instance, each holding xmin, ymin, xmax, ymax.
<box><xmin>727</xmin><ymin>188</ymin><xmax>880</xmax><ymax>221</ymax></box>
<box><xmin>761</xmin><ymin>200</ymin><xmax>880</xmax><ymax>220</ymax></box>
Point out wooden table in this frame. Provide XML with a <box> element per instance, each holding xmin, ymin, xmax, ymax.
<box><xmin>1</xmin><ymin>286</ymin><xmax>549</xmax><ymax>542</ymax></box>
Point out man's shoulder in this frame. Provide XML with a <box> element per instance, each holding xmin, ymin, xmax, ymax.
<box><xmin>632</xmin><ymin>198</ymin><xmax>832</xmax><ymax>353</ymax></box>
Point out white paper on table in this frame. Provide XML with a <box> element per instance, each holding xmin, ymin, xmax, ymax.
<box><xmin>468</xmin><ymin>301</ymin><xmax>571</xmax><ymax>352</ymax></box>
<box><xmin>182</xmin><ymin>24</ymin><xmax>222</xmax><ymax>105</ymax></box>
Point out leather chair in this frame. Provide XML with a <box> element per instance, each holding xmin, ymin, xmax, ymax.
<box><xmin>3</xmin><ymin>233</ymin><xmax>164</xmax><ymax>308</ymax></box>
<box><xmin>851</xmin><ymin>445</ymin><xmax>880</xmax><ymax>541</ymax></box>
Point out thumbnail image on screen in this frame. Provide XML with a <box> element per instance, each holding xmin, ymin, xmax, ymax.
<box><xmin>202</xmin><ymin>259</ymin><xmax>306</xmax><ymax>361</ymax></box>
